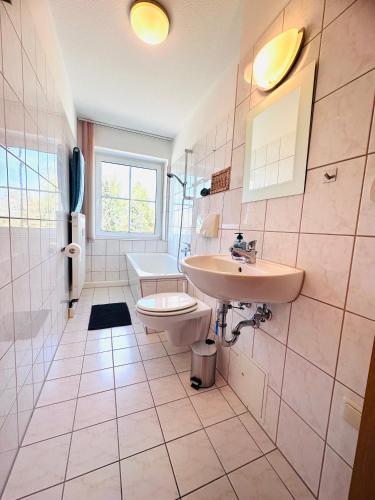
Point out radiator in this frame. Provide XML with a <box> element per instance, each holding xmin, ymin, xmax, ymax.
<box><xmin>70</xmin><ymin>212</ymin><xmax>86</xmax><ymax>301</ymax></box>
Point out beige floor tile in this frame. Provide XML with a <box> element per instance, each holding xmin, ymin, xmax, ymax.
<box><xmin>74</xmin><ymin>390</ymin><xmax>116</xmax><ymax>430</ymax></box>
<box><xmin>23</xmin><ymin>400</ymin><xmax>75</xmax><ymax>445</ymax></box>
<box><xmin>63</xmin><ymin>463</ymin><xmax>121</xmax><ymax>500</ymax></box>
<box><xmin>156</xmin><ymin>398</ymin><xmax>202</xmax><ymax>441</ymax></box>
<box><xmin>206</xmin><ymin>417</ymin><xmax>262</xmax><ymax>472</ymax></box>
<box><xmin>266</xmin><ymin>450</ymin><xmax>314</xmax><ymax>500</ymax></box>
<box><xmin>162</xmin><ymin>338</ymin><xmax>190</xmax><ymax>355</ymax></box>
<box><xmin>112</xmin><ymin>325</ymin><xmax>134</xmax><ymax>336</ymax></box>
<box><xmin>169</xmin><ymin>351</ymin><xmax>191</xmax><ymax>372</ymax></box>
<box><xmin>219</xmin><ymin>385</ymin><xmax>247</xmax><ymax>414</ymax></box>
<box><xmin>184</xmin><ymin>476</ymin><xmax>237</xmax><ymax>499</ymax></box>
<box><xmin>67</xmin><ymin>420</ymin><xmax>118</xmax><ymax>479</ymax></box>
<box><xmin>239</xmin><ymin>412</ymin><xmax>276</xmax><ymax>454</ymax></box>
<box><xmin>3</xmin><ymin>434</ymin><xmax>70</xmax><ymax>500</ymax></box>
<box><xmin>118</xmin><ymin>408</ymin><xmax>163</xmax><ymax>458</ymax></box>
<box><xmin>149</xmin><ymin>374</ymin><xmax>187</xmax><ymax>405</ymax></box>
<box><xmin>54</xmin><ymin>341</ymin><xmax>86</xmax><ymax>361</ymax></box>
<box><xmin>79</xmin><ymin>368</ymin><xmax>114</xmax><ymax>397</ymax></box>
<box><xmin>116</xmin><ymin>381</ymin><xmax>154</xmax><ymax>416</ymax></box>
<box><xmin>135</xmin><ymin>332</ymin><xmax>160</xmax><ymax>345</ymax></box>
<box><xmin>113</xmin><ymin>346</ymin><xmax>141</xmax><ymax>366</ymax></box>
<box><xmin>114</xmin><ymin>362</ymin><xmax>146</xmax><ymax>388</ymax></box>
<box><xmin>87</xmin><ymin>328</ymin><xmax>112</xmax><ymax>341</ymax></box>
<box><xmin>121</xmin><ymin>445</ymin><xmax>178</xmax><ymax>500</ymax></box>
<box><xmin>37</xmin><ymin>375</ymin><xmax>80</xmax><ymax>407</ymax></box>
<box><xmin>82</xmin><ymin>351</ymin><xmax>113</xmax><ymax>373</ymax></box>
<box><xmin>215</xmin><ymin>371</ymin><xmax>227</xmax><ymax>388</ymax></box>
<box><xmin>167</xmin><ymin>430</ymin><xmax>224</xmax><ymax>496</ymax></box>
<box><xmin>144</xmin><ymin>356</ymin><xmax>176</xmax><ymax>380</ymax></box>
<box><xmin>25</xmin><ymin>484</ymin><xmax>63</xmax><ymax>499</ymax></box>
<box><xmin>85</xmin><ymin>338</ymin><xmax>112</xmax><ymax>355</ymax></box>
<box><xmin>229</xmin><ymin>457</ymin><xmax>293</xmax><ymax>500</ymax></box>
<box><xmin>190</xmin><ymin>389</ymin><xmax>235</xmax><ymax>426</ymax></box>
<box><xmin>113</xmin><ymin>334</ymin><xmax>137</xmax><ymax>349</ymax></box>
<box><xmin>139</xmin><ymin>342</ymin><xmax>167</xmax><ymax>360</ymax></box>
<box><xmin>60</xmin><ymin>331</ymin><xmax>87</xmax><ymax>345</ymax></box>
<box><xmin>47</xmin><ymin>357</ymin><xmax>83</xmax><ymax>380</ymax></box>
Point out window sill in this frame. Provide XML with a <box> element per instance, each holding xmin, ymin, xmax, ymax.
<box><xmin>93</xmin><ymin>234</ymin><xmax>161</xmax><ymax>241</ymax></box>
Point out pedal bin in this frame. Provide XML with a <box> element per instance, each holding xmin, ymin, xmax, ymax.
<box><xmin>190</xmin><ymin>339</ymin><xmax>217</xmax><ymax>390</ymax></box>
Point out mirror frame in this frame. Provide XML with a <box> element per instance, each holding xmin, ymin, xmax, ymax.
<box><xmin>242</xmin><ymin>61</ymin><xmax>316</xmax><ymax>203</ymax></box>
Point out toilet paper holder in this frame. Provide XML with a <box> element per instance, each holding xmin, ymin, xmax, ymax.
<box><xmin>62</xmin><ymin>243</ymin><xmax>82</xmax><ymax>258</ymax></box>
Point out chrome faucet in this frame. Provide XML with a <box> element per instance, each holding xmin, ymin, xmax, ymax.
<box><xmin>230</xmin><ymin>240</ymin><xmax>257</xmax><ymax>264</ymax></box>
<box><xmin>180</xmin><ymin>242</ymin><xmax>191</xmax><ymax>257</ymax></box>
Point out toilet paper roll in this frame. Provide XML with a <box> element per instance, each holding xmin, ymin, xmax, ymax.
<box><xmin>64</xmin><ymin>243</ymin><xmax>81</xmax><ymax>258</ymax></box>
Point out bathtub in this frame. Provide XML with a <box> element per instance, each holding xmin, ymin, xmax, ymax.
<box><xmin>126</xmin><ymin>253</ymin><xmax>188</xmax><ymax>303</ymax></box>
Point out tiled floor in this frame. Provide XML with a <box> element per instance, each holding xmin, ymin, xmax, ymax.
<box><xmin>2</xmin><ymin>287</ymin><xmax>314</xmax><ymax>500</ymax></box>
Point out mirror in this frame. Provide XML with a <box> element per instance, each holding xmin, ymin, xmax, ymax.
<box><xmin>242</xmin><ymin>61</ymin><xmax>316</xmax><ymax>203</ymax></box>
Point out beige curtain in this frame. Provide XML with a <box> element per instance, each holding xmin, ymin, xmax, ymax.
<box><xmin>81</xmin><ymin>120</ymin><xmax>95</xmax><ymax>239</ymax></box>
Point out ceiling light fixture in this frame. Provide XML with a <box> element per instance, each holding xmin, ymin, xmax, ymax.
<box><xmin>249</xmin><ymin>28</ymin><xmax>304</xmax><ymax>91</ymax></box>
<box><xmin>129</xmin><ymin>0</ymin><xmax>170</xmax><ymax>45</ymax></box>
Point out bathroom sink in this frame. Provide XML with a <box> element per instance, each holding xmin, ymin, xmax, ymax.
<box><xmin>181</xmin><ymin>254</ymin><xmax>304</xmax><ymax>304</ymax></box>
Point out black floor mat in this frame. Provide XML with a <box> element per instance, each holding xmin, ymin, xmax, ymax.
<box><xmin>88</xmin><ymin>302</ymin><xmax>132</xmax><ymax>330</ymax></box>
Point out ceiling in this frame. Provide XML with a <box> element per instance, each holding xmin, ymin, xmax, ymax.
<box><xmin>49</xmin><ymin>0</ymin><xmax>242</xmax><ymax>138</ymax></box>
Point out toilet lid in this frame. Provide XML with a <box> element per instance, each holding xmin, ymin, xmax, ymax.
<box><xmin>137</xmin><ymin>292</ymin><xmax>198</xmax><ymax>314</ymax></box>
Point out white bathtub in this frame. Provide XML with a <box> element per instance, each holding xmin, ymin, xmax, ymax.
<box><xmin>126</xmin><ymin>253</ymin><xmax>188</xmax><ymax>305</ymax></box>
<box><xmin>126</xmin><ymin>253</ymin><xmax>181</xmax><ymax>279</ymax></box>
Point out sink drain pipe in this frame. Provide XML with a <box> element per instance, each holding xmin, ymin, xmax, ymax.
<box><xmin>215</xmin><ymin>301</ymin><xmax>272</xmax><ymax>347</ymax></box>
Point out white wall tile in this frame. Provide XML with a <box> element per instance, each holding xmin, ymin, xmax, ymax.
<box><xmin>337</xmin><ymin>312</ymin><xmax>375</xmax><ymax>397</ymax></box>
<box><xmin>319</xmin><ymin>445</ymin><xmax>352</xmax><ymax>500</ymax></box>
<box><xmin>282</xmin><ymin>350</ymin><xmax>334</xmax><ymax>438</ymax></box>
<box><xmin>277</xmin><ymin>402</ymin><xmax>325</xmax><ymax>494</ymax></box>
<box><xmin>327</xmin><ymin>381</ymin><xmax>363</xmax><ymax>466</ymax></box>
<box><xmin>288</xmin><ymin>296</ymin><xmax>342</xmax><ymax>375</ymax></box>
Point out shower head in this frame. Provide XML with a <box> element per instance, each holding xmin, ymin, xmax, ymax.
<box><xmin>167</xmin><ymin>172</ymin><xmax>186</xmax><ymax>187</ymax></box>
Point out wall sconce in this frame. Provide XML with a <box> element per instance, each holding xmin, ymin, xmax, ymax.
<box><xmin>129</xmin><ymin>1</ymin><xmax>170</xmax><ymax>45</ymax></box>
<box><xmin>246</xmin><ymin>28</ymin><xmax>304</xmax><ymax>90</ymax></box>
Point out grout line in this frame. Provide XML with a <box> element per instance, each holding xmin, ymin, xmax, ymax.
<box><xmin>60</xmin><ymin>288</ymin><xmax>93</xmax><ymax>500</ymax></box>
<box><xmin>111</xmin><ymin>287</ymin><xmax>125</xmax><ymax>500</ymax></box>
<box><xmin>321</xmin><ymin>0</ymin><xmax>357</xmax><ymax>30</ymax></box>
<box><xmin>144</xmin><ymin>362</ymin><xmax>182</xmax><ymax>498</ymax></box>
<box><xmin>314</xmin><ymin>68</ymin><xmax>374</xmax><ymax>105</ymax></box>
<box><xmin>316</xmin><ymin>82</ymin><xmax>375</xmax><ymax>498</ymax></box>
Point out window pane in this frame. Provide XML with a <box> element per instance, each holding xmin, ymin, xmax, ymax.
<box><xmin>101</xmin><ymin>162</ymin><xmax>129</xmax><ymax>197</ymax></box>
<box><xmin>131</xmin><ymin>167</ymin><xmax>156</xmax><ymax>201</ymax></box>
<box><xmin>101</xmin><ymin>198</ymin><xmax>129</xmax><ymax>232</ymax></box>
<box><xmin>130</xmin><ymin>200</ymin><xmax>155</xmax><ymax>233</ymax></box>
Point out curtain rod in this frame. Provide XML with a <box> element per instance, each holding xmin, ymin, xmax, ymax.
<box><xmin>78</xmin><ymin>117</ymin><xmax>174</xmax><ymax>142</ymax></box>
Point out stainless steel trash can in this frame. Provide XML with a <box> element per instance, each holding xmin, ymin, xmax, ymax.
<box><xmin>190</xmin><ymin>339</ymin><xmax>217</xmax><ymax>390</ymax></box>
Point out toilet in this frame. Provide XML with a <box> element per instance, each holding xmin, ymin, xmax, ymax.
<box><xmin>136</xmin><ymin>292</ymin><xmax>211</xmax><ymax>346</ymax></box>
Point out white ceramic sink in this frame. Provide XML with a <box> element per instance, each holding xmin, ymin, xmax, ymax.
<box><xmin>181</xmin><ymin>254</ymin><xmax>304</xmax><ymax>304</ymax></box>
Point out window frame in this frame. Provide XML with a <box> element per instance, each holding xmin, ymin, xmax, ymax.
<box><xmin>95</xmin><ymin>150</ymin><xmax>164</xmax><ymax>239</ymax></box>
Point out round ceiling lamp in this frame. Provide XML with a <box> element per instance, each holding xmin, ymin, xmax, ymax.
<box><xmin>250</xmin><ymin>28</ymin><xmax>304</xmax><ymax>91</ymax></box>
<box><xmin>129</xmin><ymin>1</ymin><xmax>170</xmax><ymax>45</ymax></box>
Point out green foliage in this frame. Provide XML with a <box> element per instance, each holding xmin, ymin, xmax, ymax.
<box><xmin>101</xmin><ymin>178</ymin><xmax>155</xmax><ymax>233</ymax></box>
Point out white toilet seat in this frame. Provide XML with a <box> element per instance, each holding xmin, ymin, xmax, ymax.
<box><xmin>137</xmin><ymin>292</ymin><xmax>198</xmax><ymax>316</ymax></box>
<box><xmin>135</xmin><ymin>293</ymin><xmax>211</xmax><ymax>346</ymax></box>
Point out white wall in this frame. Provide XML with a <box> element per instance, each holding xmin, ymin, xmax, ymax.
<box><xmin>240</xmin><ymin>0</ymin><xmax>289</xmax><ymax>57</ymax></box>
<box><xmin>26</xmin><ymin>0</ymin><xmax>77</xmax><ymax>137</ymax></box>
<box><xmin>172</xmin><ymin>60</ymin><xmax>238</xmax><ymax>163</ymax></box>
<box><xmin>95</xmin><ymin>124</ymin><xmax>173</xmax><ymax>163</ymax></box>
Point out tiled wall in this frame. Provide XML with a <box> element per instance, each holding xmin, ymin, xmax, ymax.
<box><xmin>168</xmin><ymin>0</ymin><xmax>375</xmax><ymax>498</ymax></box>
<box><xmin>0</xmin><ymin>1</ymin><xmax>75</xmax><ymax>493</ymax></box>
<box><xmin>85</xmin><ymin>238</ymin><xmax>168</xmax><ymax>284</ymax></box>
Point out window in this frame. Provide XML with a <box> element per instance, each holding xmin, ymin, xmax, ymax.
<box><xmin>95</xmin><ymin>151</ymin><xmax>164</xmax><ymax>238</ymax></box>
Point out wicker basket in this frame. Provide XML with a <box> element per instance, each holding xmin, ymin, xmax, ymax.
<box><xmin>211</xmin><ymin>166</ymin><xmax>231</xmax><ymax>194</ymax></box>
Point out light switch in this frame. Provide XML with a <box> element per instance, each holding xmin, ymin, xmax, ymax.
<box><xmin>370</xmin><ymin>177</ymin><xmax>375</xmax><ymax>203</ymax></box>
<box><xmin>343</xmin><ymin>398</ymin><xmax>362</xmax><ymax>430</ymax></box>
